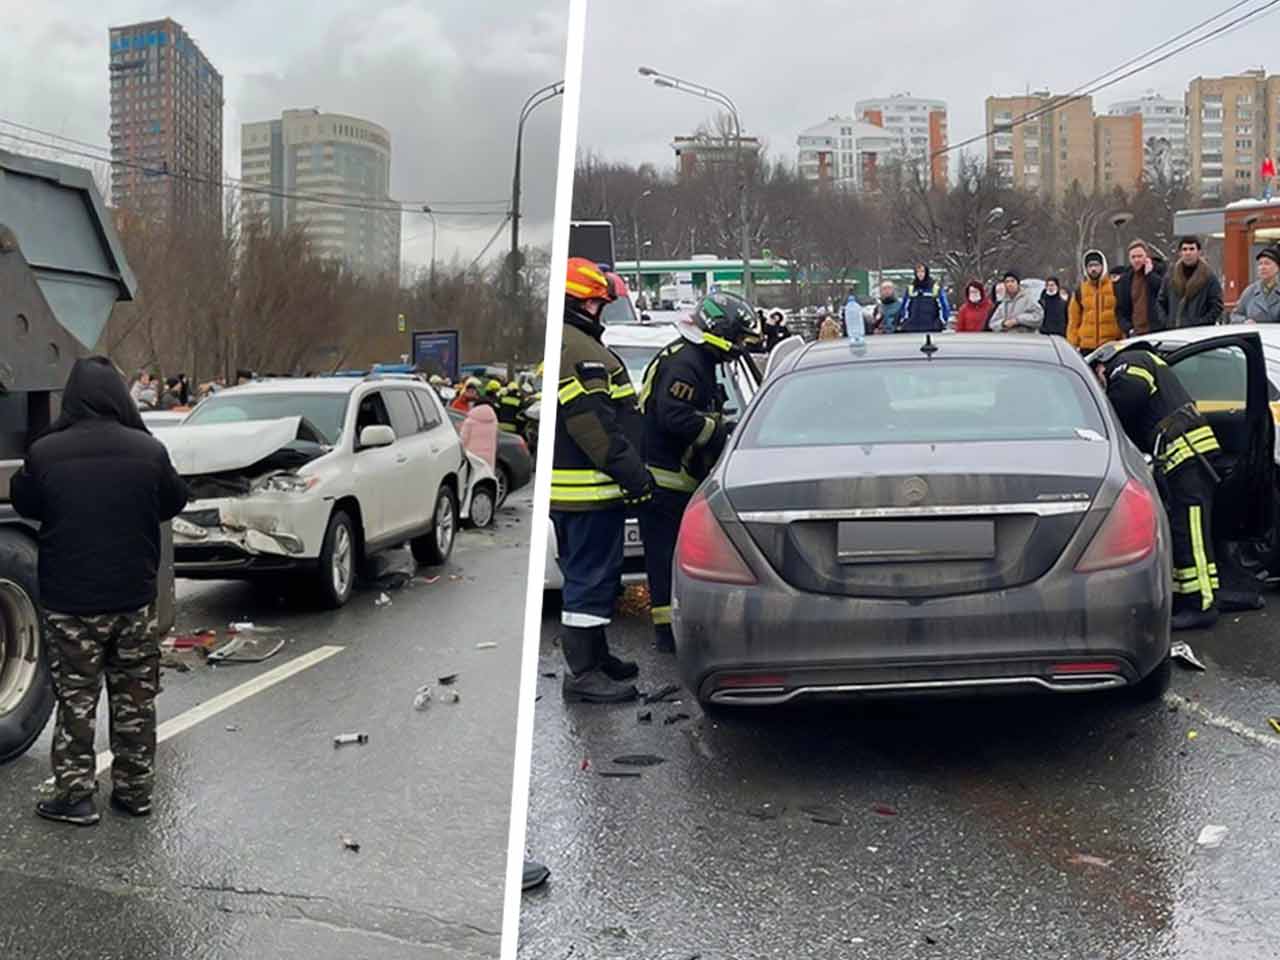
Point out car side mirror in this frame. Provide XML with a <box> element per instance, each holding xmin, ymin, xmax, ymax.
<box><xmin>359</xmin><ymin>424</ymin><xmax>396</xmax><ymax>449</ymax></box>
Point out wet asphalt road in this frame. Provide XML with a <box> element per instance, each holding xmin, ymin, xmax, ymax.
<box><xmin>522</xmin><ymin>599</ymin><xmax>1280</xmax><ymax>959</ymax></box>
<box><xmin>0</xmin><ymin>489</ymin><xmax>533</xmax><ymax>960</ymax></box>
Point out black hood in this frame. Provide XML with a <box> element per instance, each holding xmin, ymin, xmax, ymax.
<box><xmin>47</xmin><ymin>356</ymin><xmax>149</xmax><ymax>436</ymax></box>
<box><xmin>564</xmin><ymin>297</ymin><xmax>605</xmax><ymax>341</ymax></box>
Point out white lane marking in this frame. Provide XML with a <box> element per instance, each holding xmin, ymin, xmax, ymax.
<box><xmin>1163</xmin><ymin>692</ymin><xmax>1280</xmax><ymax>750</ymax></box>
<box><xmin>94</xmin><ymin>644</ymin><xmax>345</xmax><ymax>776</ymax></box>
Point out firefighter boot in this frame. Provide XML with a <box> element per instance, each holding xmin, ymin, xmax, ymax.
<box><xmin>1172</xmin><ymin>604</ymin><xmax>1220</xmax><ymax>631</ymax></box>
<box><xmin>594</xmin><ymin>628</ymin><xmax>639</xmax><ymax>681</ymax></box>
<box><xmin>561</xmin><ymin>626</ymin><xmax>638</xmax><ymax>703</ymax></box>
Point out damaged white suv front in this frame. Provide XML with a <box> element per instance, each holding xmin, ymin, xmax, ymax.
<box><xmin>160</xmin><ymin>377</ymin><xmax>468</xmax><ymax>607</ymax></box>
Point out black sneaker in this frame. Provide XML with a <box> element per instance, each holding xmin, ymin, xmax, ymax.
<box><xmin>562</xmin><ymin>670</ymin><xmax>638</xmax><ymax>704</ymax></box>
<box><xmin>522</xmin><ymin>860</ymin><xmax>550</xmax><ymax>891</ymax></box>
<box><xmin>110</xmin><ymin>793</ymin><xmax>153</xmax><ymax>818</ymax></box>
<box><xmin>36</xmin><ymin>795</ymin><xmax>100</xmax><ymax>826</ymax></box>
<box><xmin>1172</xmin><ymin>605</ymin><xmax>1220</xmax><ymax>632</ymax></box>
<box><xmin>600</xmin><ymin>651</ymin><xmax>639</xmax><ymax>681</ymax></box>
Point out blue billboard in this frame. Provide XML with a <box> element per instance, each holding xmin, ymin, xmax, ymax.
<box><xmin>411</xmin><ymin>329</ymin><xmax>460</xmax><ymax>382</ymax></box>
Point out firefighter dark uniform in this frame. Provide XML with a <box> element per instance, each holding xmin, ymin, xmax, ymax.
<box><xmin>638</xmin><ymin>292</ymin><xmax>753</xmax><ymax>652</ymax></box>
<box><xmin>899</xmin><ymin>266</ymin><xmax>952</xmax><ymax>333</ymax></box>
<box><xmin>552</xmin><ymin>258</ymin><xmax>653</xmax><ymax>702</ymax></box>
<box><xmin>497</xmin><ymin>383</ymin><xmax>523</xmax><ymax>434</ymax></box>
<box><xmin>1102</xmin><ymin>348</ymin><xmax>1221</xmax><ymax>629</ymax></box>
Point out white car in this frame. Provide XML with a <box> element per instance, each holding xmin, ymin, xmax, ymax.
<box><xmin>160</xmin><ymin>375</ymin><xmax>489</xmax><ymax>607</ymax></box>
<box><xmin>544</xmin><ymin>320</ymin><xmax>760</xmax><ymax>592</ymax></box>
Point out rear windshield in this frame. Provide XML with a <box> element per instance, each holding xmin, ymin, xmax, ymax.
<box><xmin>741</xmin><ymin>360</ymin><xmax>1107</xmax><ymax>448</ymax></box>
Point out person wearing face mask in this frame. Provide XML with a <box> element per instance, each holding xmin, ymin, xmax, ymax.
<box><xmin>1067</xmin><ymin>249</ymin><xmax>1121</xmax><ymax>353</ymax></box>
<box><xmin>1039</xmin><ymin>277</ymin><xmax>1069</xmax><ymax>337</ymax></box>
<box><xmin>954</xmin><ymin>280</ymin><xmax>992</xmax><ymax>332</ymax></box>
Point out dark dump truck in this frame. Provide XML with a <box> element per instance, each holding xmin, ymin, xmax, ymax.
<box><xmin>0</xmin><ymin>149</ymin><xmax>175</xmax><ymax>763</ymax></box>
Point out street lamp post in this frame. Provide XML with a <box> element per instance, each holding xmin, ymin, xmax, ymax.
<box><xmin>1110</xmin><ymin>211</ymin><xmax>1134</xmax><ymax>267</ymax></box>
<box><xmin>421</xmin><ymin>205</ymin><xmax>438</xmax><ymax>297</ymax></box>
<box><xmin>633</xmin><ymin>188</ymin><xmax>652</xmax><ymax>303</ymax></box>
<box><xmin>640</xmin><ymin>66</ymin><xmax>753</xmax><ymax>301</ymax></box>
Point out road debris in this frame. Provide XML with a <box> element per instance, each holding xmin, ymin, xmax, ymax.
<box><xmin>1068</xmin><ymin>853</ymin><xmax>1113</xmax><ymax>868</ymax></box>
<box><xmin>413</xmin><ymin>686</ymin><xmax>432</xmax><ymax>711</ymax></box>
<box><xmin>225</xmin><ymin>724</ymin><xmax>239</xmax><ymax>733</ymax></box>
<box><xmin>541</xmin><ymin>671</ymin><xmax>558</xmax><ymax>679</ymax></box>
<box><xmin>375</xmin><ymin>593</ymin><xmax>392</xmax><ymax>608</ymax></box>
<box><xmin>169</xmin><ymin>630</ymin><xmax>218</xmax><ymax>650</ymax></box>
<box><xmin>1197</xmin><ymin>824</ymin><xmax>1228</xmax><ymax>848</ymax></box>
<box><xmin>612</xmin><ymin>754</ymin><xmax>666</xmax><ymax>767</ymax></box>
<box><xmin>643</xmin><ymin>683</ymin><xmax>680</xmax><ymax>704</ymax></box>
<box><xmin>333</xmin><ymin>733</ymin><xmax>369</xmax><ymax>747</ymax></box>
<box><xmin>597</xmin><ymin>769</ymin><xmax>643</xmax><ymax>779</ymax></box>
<box><xmin>743</xmin><ymin>803</ymin><xmax>783</xmax><ymax>820</ymax></box>
<box><xmin>228</xmin><ymin>622</ymin><xmax>282</xmax><ymax>634</ymax></box>
<box><xmin>637</xmin><ymin>710</ymin><xmax>653</xmax><ymax>724</ymax></box>
<box><xmin>1188</xmin><ymin>730</ymin><xmax>1199</xmax><ymax>740</ymax></box>
<box><xmin>871</xmin><ymin>803</ymin><xmax>899</xmax><ymax>817</ymax></box>
<box><xmin>207</xmin><ymin>633</ymin><xmax>285</xmax><ymax>664</ymax></box>
<box><xmin>1170</xmin><ymin>641</ymin><xmax>1207</xmax><ymax>671</ymax></box>
<box><xmin>438</xmin><ymin>673</ymin><xmax>459</xmax><ymax>686</ymax></box>
<box><xmin>340</xmin><ymin>834</ymin><xmax>361</xmax><ymax>853</ymax></box>
<box><xmin>442</xmin><ymin>690</ymin><xmax>461</xmax><ymax>704</ymax></box>
<box><xmin>476</xmin><ymin>641</ymin><xmax>498</xmax><ymax>650</ymax></box>
<box><xmin>415</xmin><ymin>576</ymin><xmax>441</xmax><ymax>586</ymax></box>
<box><xmin>803</xmin><ymin>804</ymin><xmax>846</xmax><ymax>826</ymax></box>
<box><xmin>1268</xmin><ymin>716</ymin><xmax>1280</xmax><ymax>735</ymax></box>
<box><xmin>663</xmin><ymin>712</ymin><xmax>692</xmax><ymax>726</ymax></box>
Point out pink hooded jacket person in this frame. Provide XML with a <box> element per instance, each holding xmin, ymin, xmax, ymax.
<box><xmin>460</xmin><ymin>402</ymin><xmax>498</xmax><ymax>469</ymax></box>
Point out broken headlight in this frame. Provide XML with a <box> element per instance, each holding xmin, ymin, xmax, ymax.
<box><xmin>255</xmin><ymin>473</ymin><xmax>321</xmax><ymax>495</ymax></box>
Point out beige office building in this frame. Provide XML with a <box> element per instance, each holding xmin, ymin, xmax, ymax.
<box><xmin>241</xmin><ymin>109</ymin><xmax>401</xmax><ymax>280</ymax></box>
<box><xmin>986</xmin><ymin>92</ymin><xmax>1095</xmax><ymax>196</ymax></box>
<box><xmin>1186</xmin><ymin>70</ymin><xmax>1279</xmax><ymax>202</ymax></box>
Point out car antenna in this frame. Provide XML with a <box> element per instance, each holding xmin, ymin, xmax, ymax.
<box><xmin>921</xmin><ymin>334</ymin><xmax>939</xmax><ymax>359</ymax></box>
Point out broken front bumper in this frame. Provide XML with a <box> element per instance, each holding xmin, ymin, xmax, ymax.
<box><xmin>172</xmin><ymin>494</ymin><xmax>331</xmax><ymax>578</ymax></box>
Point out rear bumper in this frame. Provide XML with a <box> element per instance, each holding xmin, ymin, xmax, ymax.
<box><xmin>674</xmin><ymin>557</ymin><xmax>1170</xmax><ymax>705</ymax></box>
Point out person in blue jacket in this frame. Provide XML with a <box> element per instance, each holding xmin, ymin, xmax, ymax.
<box><xmin>899</xmin><ymin>262</ymin><xmax>952</xmax><ymax>332</ymax></box>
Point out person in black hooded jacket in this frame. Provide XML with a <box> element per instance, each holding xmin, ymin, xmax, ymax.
<box><xmin>1039</xmin><ymin>277</ymin><xmax>1069</xmax><ymax>336</ymax></box>
<box><xmin>11</xmin><ymin>356</ymin><xmax>188</xmax><ymax>826</ymax></box>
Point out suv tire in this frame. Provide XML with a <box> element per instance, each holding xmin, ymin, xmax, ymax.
<box><xmin>413</xmin><ymin>486</ymin><xmax>457</xmax><ymax>566</ymax></box>
<box><xmin>316</xmin><ymin>510</ymin><xmax>357</xmax><ymax>609</ymax></box>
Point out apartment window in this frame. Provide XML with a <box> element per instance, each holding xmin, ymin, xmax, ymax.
<box><xmin>1237</xmin><ymin>94</ymin><xmax>1253</xmax><ymax>105</ymax></box>
<box><xmin>1236</xmin><ymin>139</ymin><xmax>1254</xmax><ymax>149</ymax></box>
<box><xmin>1236</xmin><ymin>169</ymin><xmax>1253</xmax><ymax>180</ymax></box>
<box><xmin>1236</xmin><ymin>124</ymin><xmax>1254</xmax><ymax>135</ymax></box>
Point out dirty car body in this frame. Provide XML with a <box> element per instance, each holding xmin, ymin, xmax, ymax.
<box><xmin>674</xmin><ymin>334</ymin><xmax>1174</xmax><ymax>707</ymax></box>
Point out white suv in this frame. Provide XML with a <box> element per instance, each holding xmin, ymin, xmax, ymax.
<box><xmin>162</xmin><ymin>375</ymin><xmax>466</xmax><ymax>607</ymax></box>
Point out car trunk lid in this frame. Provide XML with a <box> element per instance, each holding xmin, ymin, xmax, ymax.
<box><xmin>725</xmin><ymin>440</ymin><xmax>1107</xmax><ymax>599</ymax></box>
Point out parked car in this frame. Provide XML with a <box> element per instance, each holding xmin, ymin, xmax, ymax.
<box><xmin>674</xmin><ymin>333</ymin><xmax>1186</xmax><ymax>709</ymax></box>
<box><xmin>161</xmin><ymin>375</ymin><xmax>479</xmax><ymax>607</ymax></box>
<box><xmin>446</xmin><ymin>407</ymin><xmax>534</xmax><ymax>507</ymax></box>
<box><xmin>543</xmin><ymin>318</ymin><xmax>760</xmax><ymax>592</ymax></box>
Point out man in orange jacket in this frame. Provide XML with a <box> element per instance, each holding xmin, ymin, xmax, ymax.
<box><xmin>1067</xmin><ymin>249</ymin><xmax>1121</xmax><ymax>353</ymax></box>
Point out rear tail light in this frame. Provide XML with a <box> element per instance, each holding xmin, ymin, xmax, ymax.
<box><xmin>1075</xmin><ymin>479</ymin><xmax>1157</xmax><ymax>573</ymax></box>
<box><xmin>516</xmin><ymin>436</ymin><xmax>529</xmax><ymax>454</ymax></box>
<box><xmin>1050</xmin><ymin>661</ymin><xmax>1122</xmax><ymax>674</ymax></box>
<box><xmin>676</xmin><ymin>493</ymin><xmax>757</xmax><ymax>585</ymax></box>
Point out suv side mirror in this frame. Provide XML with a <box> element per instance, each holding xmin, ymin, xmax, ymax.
<box><xmin>359</xmin><ymin>424</ymin><xmax>396</xmax><ymax>449</ymax></box>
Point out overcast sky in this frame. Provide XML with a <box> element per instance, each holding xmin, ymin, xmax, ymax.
<box><xmin>0</xmin><ymin>0</ymin><xmax>567</xmax><ymax>268</ymax></box>
<box><xmin>579</xmin><ymin>0</ymin><xmax>1278</xmax><ymax>171</ymax></box>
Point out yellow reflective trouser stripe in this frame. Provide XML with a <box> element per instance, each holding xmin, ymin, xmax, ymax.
<box><xmin>693</xmin><ymin>416</ymin><xmax>717</xmax><ymax>448</ymax></box>
<box><xmin>651</xmin><ymin>605</ymin><xmax>672</xmax><ymax>625</ymax></box>
<box><xmin>649</xmin><ymin>465</ymin><xmax>698</xmax><ymax>492</ymax></box>
<box><xmin>550</xmin><ymin>484</ymin><xmax>624</xmax><ymax>502</ymax></box>
<box><xmin>1189</xmin><ymin>504</ymin><xmax>1214</xmax><ymax>610</ymax></box>
<box><xmin>1122</xmin><ymin>366</ymin><xmax>1157</xmax><ymax>393</ymax></box>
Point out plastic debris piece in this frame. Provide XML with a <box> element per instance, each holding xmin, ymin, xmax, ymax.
<box><xmin>413</xmin><ymin>686</ymin><xmax>432</xmax><ymax>711</ymax></box>
<box><xmin>225</xmin><ymin>724</ymin><xmax>239</xmax><ymax>733</ymax></box>
<box><xmin>340</xmin><ymin>835</ymin><xmax>361</xmax><ymax>853</ymax></box>
<box><xmin>541</xmin><ymin>671</ymin><xmax>558</xmax><ymax>679</ymax></box>
<box><xmin>743</xmin><ymin>803</ymin><xmax>783</xmax><ymax>821</ymax></box>
<box><xmin>866</xmin><ymin>846</ymin><xmax>878</xmax><ymax>854</ymax></box>
<box><xmin>1187</xmin><ymin>730</ymin><xmax>1199</xmax><ymax>740</ymax></box>
<box><xmin>612</xmin><ymin>754</ymin><xmax>665</xmax><ymax>767</ymax></box>
<box><xmin>228</xmin><ymin>621</ymin><xmax>282</xmax><ymax>634</ymax></box>
<box><xmin>476</xmin><ymin>641</ymin><xmax>498</xmax><ymax>650</ymax></box>
<box><xmin>1197</xmin><ymin>824</ymin><xmax>1228</xmax><ymax>848</ymax></box>
<box><xmin>375</xmin><ymin>593</ymin><xmax>392</xmax><ymax>608</ymax></box>
<box><xmin>643</xmin><ymin>683</ymin><xmax>680</xmax><ymax>704</ymax></box>
<box><xmin>171</xmin><ymin>630</ymin><xmax>218</xmax><ymax>650</ymax></box>
<box><xmin>664</xmin><ymin>712</ymin><xmax>692</xmax><ymax>726</ymax></box>
<box><xmin>443</xmin><ymin>690</ymin><xmax>461</xmax><ymax>704</ymax></box>
<box><xmin>207</xmin><ymin>633</ymin><xmax>285</xmax><ymax>664</ymax></box>
<box><xmin>1170</xmin><ymin>641</ymin><xmax>1207</xmax><ymax>671</ymax></box>
<box><xmin>598</xmin><ymin>769</ymin><xmax>642</xmax><ymax>778</ymax></box>
<box><xmin>872</xmin><ymin>803</ymin><xmax>899</xmax><ymax>817</ymax></box>
<box><xmin>580</xmin><ymin>756</ymin><xmax>590</xmax><ymax>771</ymax></box>
<box><xmin>333</xmin><ymin>733</ymin><xmax>369</xmax><ymax>747</ymax></box>
<box><xmin>438</xmin><ymin>674</ymin><xmax>459</xmax><ymax>686</ymax></box>
<box><xmin>1068</xmin><ymin>853</ymin><xmax>1113</xmax><ymax>868</ymax></box>
<box><xmin>1267</xmin><ymin>716</ymin><xmax>1280</xmax><ymax>735</ymax></box>
<box><xmin>637</xmin><ymin>710</ymin><xmax>653</xmax><ymax>724</ymax></box>
<box><xmin>416</xmin><ymin>576</ymin><xmax>441</xmax><ymax>585</ymax></box>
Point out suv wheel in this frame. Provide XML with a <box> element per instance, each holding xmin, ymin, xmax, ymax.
<box><xmin>316</xmin><ymin>510</ymin><xmax>357</xmax><ymax>608</ymax></box>
<box><xmin>468</xmin><ymin>484</ymin><xmax>496</xmax><ymax>529</ymax></box>
<box><xmin>0</xmin><ymin>531</ymin><xmax>54</xmax><ymax>764</ymax></box>
<box><xmin>413</xmin><ymin>486</ymin><xmax>457</xmax><ymax>565</ymax></box>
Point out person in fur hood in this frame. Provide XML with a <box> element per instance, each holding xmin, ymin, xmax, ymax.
<box><xmin>1158</xmin><ymin>235</ymin><xmax>1224</xmax><ymax>328</ymax></box>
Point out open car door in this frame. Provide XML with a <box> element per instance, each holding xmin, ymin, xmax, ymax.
<box><xmin>1163</xmin><ymin>331</ymin><xmax>1275</xmax><ymax>541</ymax></box>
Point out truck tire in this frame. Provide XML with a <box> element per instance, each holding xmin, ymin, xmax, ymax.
<box><xmin>412</xmin><ymin>486</ymin><xmax>457</xmax><ymax>566</ymax></box>
<box><xmin>0</xmin><ymin>529</ymin><xmax>54</xmax><ymax>764</ymax></box>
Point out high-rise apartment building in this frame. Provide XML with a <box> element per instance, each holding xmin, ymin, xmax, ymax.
<box><xmin>1186</xmin><ymin>70</ymin><xmax>1279</xmax><ymax>201</ymax></box>
<box><xmin>1095</xmin><ymin>114</ymin><xmax>1144</xmax><ymax>193</ymax></box>
<box><xmin>241</xmin><ymin>109</ymin><xmax>401</xmax><ymax>281</ymax></box>
<box><xmin>796</xmin><ymin>116</ymin><xmax>897</xmax><ymax>191</ymax></box>
<box><xmin>671</xmin><ymin>132</ymin><xmax>763</xmax><ymax>179</ymax></box>
<box><xmin>108</xmin><ymin>19</ymin><xmax>223</xmax><ymax>229</ymax></box>
<box><xmin>986</xmin><ymin>92</ymin><xmax>1095</xmax><ymax>196</ymax></box>
<box><xmin>854</xmin><ymin>95</ymin><xmax>949</xmax><ymax>188</ymax></box>
<box><xmin>1107</xmin><ymin>92</ymin><xmax>1188</xmax><ymax>183</ymax></box>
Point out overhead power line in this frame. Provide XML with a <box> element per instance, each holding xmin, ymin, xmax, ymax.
<box><xmin>934</xmin><ymin>0</ymin><xmax>1280</xmax><ymax>161</ymax></box>
<box><xmin>0</xmin><ymin>117</ymin><xmax>509</xmax><ymax>217</ymax></box>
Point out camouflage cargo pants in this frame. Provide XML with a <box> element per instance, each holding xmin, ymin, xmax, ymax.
<box><xmin>44</xmin><ymin>606</ymin><xmax>160</xmax><ymax>804</ymax></box>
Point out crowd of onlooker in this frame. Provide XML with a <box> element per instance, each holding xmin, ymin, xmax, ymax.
<box><xmin>755</xmin><ymin>235</ymin><xmax>1280</xmax><ymax>354</ymax></box>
